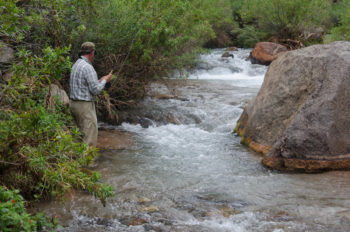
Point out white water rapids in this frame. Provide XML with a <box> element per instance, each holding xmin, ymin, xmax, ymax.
<box><xmin>38</xmin><ymin>49</ymin><xmax>350</xmax><ymax>232</ymax></box>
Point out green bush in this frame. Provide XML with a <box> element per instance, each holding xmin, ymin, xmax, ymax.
<box><xmin>325</xmin><ymin>0</ymin><xmax>350</xmax><ymax>42</ymax></box>
<box><xmin>83</xmin><ymin>0</ymin><xmax>216</xmax><ymax>72</ymax></box>
<box><xmin>0</xmin><ymin>46</ymin><xmax>114</xmax><ymax>203</ymax></box>
<box><xmin>0</xmin><ymin>0</ymin><xmax>237</xmax><ymax>105</ymax></box>
<box><xmin>232</xmin><ymin>26</ymin><xmax>267</xmax><ymax>48</ymax></box>
<box><xmin>72</xmin><ymin>0</ymin><xmax>235</xmax><ymax>110</ymax></box>
<box><xmin>235</xmin><ymin>0</ymin><xmax>331</xmax><ymax>43</ymax></box>
<box><xmin>0</xmin><ymin>0</ymin><xmax>29</xmax><ymax>42</ymax></box>
<box><xmin>0</xmin><ymin>186</ymin><xmax>57</xmax><ymax>232</ymax></box>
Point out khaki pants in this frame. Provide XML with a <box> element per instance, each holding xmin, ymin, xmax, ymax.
<box><xmin>69</xmin><ymin>100</ymin><xmax>98</xmax><ymax>147</ymax></box>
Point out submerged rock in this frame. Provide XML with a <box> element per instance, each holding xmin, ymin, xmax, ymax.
<box><xmin>235</xmin><ymin>41</ymin><xmax>350</xmax><ymax>172</ymax></box>
<box><xmin>221</xmin><ymin>51</ymin><xmax>234</xmax><ymax>58</ymax></box>
<box><xmin>220</xmin><ymin>206</ymin><xmax>241</xmax><ymax>218</ymax></box>
<box><xmin>249</xmin><ymin>42</ymin><xmax>287</xmax><ymax>65</ymax></box>
<box><xmin>138</xmin><ymin>197</ymin><xmax>152</xmax><ymax>204</ymax></box>
<box><xmin>97</xmin><ymin>129</ymin><xmax>132</xmax><ymax>150</ymax></box>
<box><xmin>225</xmin><ymin>46</ymin><xmax>238</xmax><ymax>52</ymax></box>
<box><xmin>142</xmin><ymin>206</ymin><xmax>160</xmax><ymax>213</ymax></box>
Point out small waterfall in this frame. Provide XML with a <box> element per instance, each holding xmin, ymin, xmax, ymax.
<box><xmin>189</xmin><ymin>49</ymin><xmax>266</xmax><ymax>86</ymax></box>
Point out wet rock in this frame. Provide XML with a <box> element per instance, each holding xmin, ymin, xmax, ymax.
<box><xmin>139</xmin><ymin>117</ymin><xmax>154</xmax><ymax>128</ymax></box>
<box><xmin>229</xmin><ymin>66</ymin><xmax>243</xmax><ymax>73</ymax></box>
<box><xmin>221</xmin><ymin>51</ymin><xmax>234</xmax><ymax>58</ymax></box>
<box><xmin>125</xmin><ymin>115</ymin><xmax>141</xmax><ymax>125</ymax></box>
<box><xmin>235</xmin><ymin>41</ymin><xmax>350</xmax><ymax>172</ymax></box>
<box><xmin>0</xmin><ymin>42</ymin><xmax>14</xmax><ymax>63</ymax></box>
<box><xmin>225</xmin><ymin>46</ymin><xmax>238</xmax><ymax>52</ymax></box>
<box><xmin>166</xmin><ymin>114</ymin><xmax>181</xmax><ymax>125</ymax></box>
<box><xmin>176</xmin><ymin>97</ymin><xmax>189</xmax><ymax>102</ymax></box>
<box><xmin>220</xmin><ymin>206</ymin><xmax>241</xmax><ymax>218</ymax></box>
<box><xmin>337</xmin><ymin>211</ymin><xmax>350</xmax><ymax>221</ymax></box>
<box><xmin>95</xmin><ymin>217</ymin><xmax>114</xmax><ymax>226</ymax></box>
<box><xmin>97</xmin><ymin>129</ymin><xmax>132</xmax><ymax>150</ymax></box>
<box><xmin>249</xmin><ymin>42</ymin><xmax>287</xmax><ymax>65</ymax></box>
<box><xmin>129</xmin><ymin>218</ymin><xmax>148</xmax><ymax>226</ymax></box>
<box><xmin>142</xmin><ymin>206</ymin><xmax>160</xmax><ymax>213</ymax></box>
<box><xmin>152</xmin><ymin>94</ymin><xmax>175</xmax><ymax>100</ymax></box>
<box><xmin>49</xmin><ymin>84</ymin><xmax>69</xmax><ymax>106</ymax></box>
<box><xmin>197</xmin><ymin>62</ymin><xmax>210</xmax><ymax>70</ymax></box>
<box><xmin>156</xmin><ymin>218</ymin><xmax>173</xmax><ymax>226</ymax></box>
<box><xmin>143</xmin><ymin>224</ymin><xmax>155</xmax><ymax>231</ymax></box>
<box><xmin>271</xmin><ymin>210</ymin><xmax>293</xmax><ymax>222</ymax></box>
<box><xmin>120</xmin><ymin>216</ymin><xmax>148</xmax><ymax>226</ymax></box>
<box><xmin>144</xmin><ymin>224</ymin><xmax>170</xmax><ymax>232</ymax></box>
<box><xmin>152</xmin><ymin>94</ymin><xmax>189</xmax><ymax>102</ymax></box>
<box><xmin>138</xmin><ymin>197</ymin><xmax>152</xmax><ymax>204</ymax></box>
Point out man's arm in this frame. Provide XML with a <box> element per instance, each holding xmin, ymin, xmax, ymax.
<box><xmin>85</xmin><ymin>66</ymin><xmax>109</xmax><ymax>96</ymax></box>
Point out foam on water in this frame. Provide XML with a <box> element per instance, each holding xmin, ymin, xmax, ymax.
<box><xmin>188</xmin><ymin>49</ymin><xmax>267</xmax><ymax>88</ymax></box>
<box><xmin>37</xmin><ymin>49</ymin><xmax>350</xmax><ymax>232</ymax></box>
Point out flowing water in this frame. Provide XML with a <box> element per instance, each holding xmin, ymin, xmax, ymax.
<box><xmin>38</xmin><ymin>49</ymin><xmax>350</xmax><ymax>232</ymax></box>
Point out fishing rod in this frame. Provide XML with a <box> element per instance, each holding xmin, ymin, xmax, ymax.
<box><xmin>110</xmin><ymin>0</ymin><xmax>160</xmax><ymax>85</ymax></box>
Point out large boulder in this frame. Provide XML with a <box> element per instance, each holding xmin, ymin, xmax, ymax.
<box><xmin>235</xmin><ymin>41</ymin><xmax>350</xmax><ymax>172</ymax></box>
<box><xmin>249</xmin><ymin>42</ymin><xmax>287</xmax><ymax>65</ymax></box>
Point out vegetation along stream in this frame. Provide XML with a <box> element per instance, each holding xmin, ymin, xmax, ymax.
<box><xmin>36</xmin><ymin>49</ymin><xmax>350</xmax><ymax>231</ymax></box>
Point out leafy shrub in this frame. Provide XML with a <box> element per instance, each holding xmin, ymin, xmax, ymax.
<box><xmin>236</xmin><ymin>0</ymin><xmax>331</xmax><ymax>42</ymax></box>
<box><xmin>0</xmin><ymin>0</ymin><xmax>29</xmax><ymax>42</ymax></box>
<box><xmin>325</xmin><ymin>0</ymin><xmax>350</xmax><ymax>42</ymax></box>
<box><xmin>0</xmin><ymin>186</ymin><xmax>57</xmax><ymax>232</ymax></box>
<box><xmin>75</xmin><ymin>0</ymin><xmax>234</xmax><ymax>111</ymax></box>
<box><xmin>0</xmin><ymin>46</ymin><xmax>114</xmax><ymax>203</ymax></box>
<box><xmin>83</xmin><ymin>0</ymin><xmax>216</xmax><ymax>73</ymax></box>
<box><xmin>232</xmin><ymin>26</ymin><xmax>267</xmax><ymax>48</ymax></box>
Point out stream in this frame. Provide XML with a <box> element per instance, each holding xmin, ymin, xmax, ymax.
<box><xmin>38</xmin><ymin>49</ymin><xmax>350</xmax><ymax>232</ymax></box>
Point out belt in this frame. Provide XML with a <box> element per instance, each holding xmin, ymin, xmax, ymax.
<box><xmin>70</xmin><ymin>99</ymin><xmax>93</xmax><ymax>102</ymax></box>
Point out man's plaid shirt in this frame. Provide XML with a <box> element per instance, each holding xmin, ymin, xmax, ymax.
<box><xmin>69</xmin><ymin>56</ymin><xmax>106</xmax><ymax>101</ymax></box>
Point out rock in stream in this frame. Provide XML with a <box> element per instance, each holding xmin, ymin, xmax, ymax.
<box><xmin>236</xmin><ymin>41</ymin><xmax>350</xmax><ymax>172</ymax></box>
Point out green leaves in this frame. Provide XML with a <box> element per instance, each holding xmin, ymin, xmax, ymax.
<box><xmin>326</xmin><ymin>0</ymin><xmax>350</xmax><ymax>42</ymax></box>
<box><xmin>0</xmin><ymin>0</ymin><xmax>28</xmax><ymax>42</ymax></box>
<box><xmin>0</xmin><ymin>45</ymin><xmax>114</xmax><ymax>207</ymax></box>
<box><xmin>234</xmin><ymin>0</ymin><xmax>332</xmax><ymax>44</ymax></box>
<box><xmin>0</xmin><ymin>105</ymin><xmax>114</xmax><ymax>202</ymax></box>
<box><xmin>3</xmin><ymin>46</ymin><xmax>71</xmax><ymax>110</ymax></box>
<box><xmin>41</xmin><ymin>46</ymin><xmax>72</xmax><ymax>81</ymax></box>
<box><xmin>0</xmin><ymin>187</ymin><xmax>58</xmax><ymax>232</ymax></box>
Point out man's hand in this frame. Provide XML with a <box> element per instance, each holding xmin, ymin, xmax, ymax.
<box><xmin>100</xmin><ymin>70</ymin><xmax>113</xmax><ymax>83</ymax></box>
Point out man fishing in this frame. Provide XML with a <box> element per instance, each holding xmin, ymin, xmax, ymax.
<box><xmin>69</xmin><ymin>42</ymin><xmax>113</xmax><ymax>147</ymax></box>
